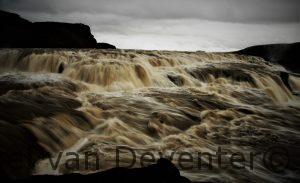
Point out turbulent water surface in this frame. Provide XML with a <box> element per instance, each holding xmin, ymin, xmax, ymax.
<box><xmin>0</xmin><ymin>49</ymin><xmax>300</xmax><ymax>182</ymax></box>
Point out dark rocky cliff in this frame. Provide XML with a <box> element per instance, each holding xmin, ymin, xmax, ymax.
<box><xmin>235</xmin><ymin>42</ymin><xmax>300</xmax><ymax>74</ymax></box>
<box><xmin>0</xmin><ymin>10</ymin><xmax>116</xmax><ymax>49</ymax></box>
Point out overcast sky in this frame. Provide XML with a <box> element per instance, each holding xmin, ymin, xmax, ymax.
<box><xmin>1</xmin><ymin>0</ymin><xmax>300</xmax><ymax>51</ymax></box>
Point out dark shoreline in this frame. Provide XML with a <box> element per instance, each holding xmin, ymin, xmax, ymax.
<box><xmin>1</xmin><ymin>159</ymin><xmax>191</xmax><ymax>183</ymax></box>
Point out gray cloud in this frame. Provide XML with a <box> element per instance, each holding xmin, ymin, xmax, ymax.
<box><xmin>1</xmin><ymin>0</ymin><xmax>299</xmax><ymax>23</ymax></box>
<box><xmin>1</xmin><ymin>0</ymin><xmax>299</xmax><ymax>51</ymax></box>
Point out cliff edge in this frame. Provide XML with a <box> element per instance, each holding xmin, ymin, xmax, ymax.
<box><xmin>0</xmin><ymin>10</ymin><xmax>116</xmax><ymax>49</ymax></box>
<box><xmin>235</xmin><ymin>42</ymin><xmax>300</xmax><ymax>74</ymax></box>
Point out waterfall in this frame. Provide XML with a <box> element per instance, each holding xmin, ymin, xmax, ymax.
<box><xmin>0</xmin><ymin>48</ymin><xmax>299</xmax><ymax>182</ymax></box>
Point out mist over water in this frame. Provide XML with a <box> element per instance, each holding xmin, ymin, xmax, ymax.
<box><xmin>0</xmin><ymin>49</ymin><xmax>300</xmax><ymax>182</ymax></box>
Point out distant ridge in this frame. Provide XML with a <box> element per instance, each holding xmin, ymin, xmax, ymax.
<box><xmin>235</xmin><ymin>42</ymin><xmax>300</xmax><ymax>74</ymax></box>
<box><xmin>0</xmin><ymin>10</ymin><xmax>116</xmax><ymax>49</ymax></box>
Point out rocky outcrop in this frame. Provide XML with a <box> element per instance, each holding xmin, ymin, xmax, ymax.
<box><xmin>235</xmin><ymin>42</ymin><xmax>300</xmax><ymax>73</ymax></box>
<box><xmin>2</xmin><ymin>159</ymin><xmax>190</xmax><ymax>183</ymax></box>
<box><xmin>0</xmin><ymin>120</ymin><xmax>49</xmax><ymax>179</ymax></box>
<box><xmin>96</xmin><ymin>42</ymin><xmax>117</xmax><ymax>49</ymax></box>
<box><xmin>0</xmin><ymin>10</ymin><xmax>116</xmax><ymax>49</ymax></box>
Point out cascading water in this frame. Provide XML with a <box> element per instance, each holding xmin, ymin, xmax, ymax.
<box><xmin>0</xmin><ymin>49</ymin><xmax>299</xmax><ymax>182</ymax></box>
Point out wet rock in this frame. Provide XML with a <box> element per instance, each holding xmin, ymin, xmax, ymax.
<box><xmin>0</xmin><ymin>120</ymin><xmax>49</xmax><ymax>178</ymax></box>
<box><xmin>0</xmin><ymin>73</ymin><xmax>80</xmax><ymax>95</ymax></box>
<box><xmin>6</xmin><ymin>158</ymin><xmax>191</xmax><ymax>183</ymax></box>
<box><xmin>167</xmin><ymin>74</ymin><xmax>185</xmax><ymax>86</ymax></box>
<box><xmin>186</xmin><ymin>66</ymin><xmax>255</xmax><ymax>84</ymax></box>
<box><xmin>58</xmin><ymin>63</ymin><xmax>64</xmax><ymax>73</ymax></box>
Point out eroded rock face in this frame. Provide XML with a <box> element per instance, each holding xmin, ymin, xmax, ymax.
<box><xmin>235</xmin><ymin>42</ymin><xmax>300</xmax><ymax>73</ymax></box>
<box><xmin>0</xmin><ymin>10</ymin><xmax>116</xmax><ymax>49</ymax></box>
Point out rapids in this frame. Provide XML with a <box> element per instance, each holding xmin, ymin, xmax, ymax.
<box><xmin>0</xmin><ymin>49</ymin><xmax>299</xmax><ymax>182</ymax></box>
